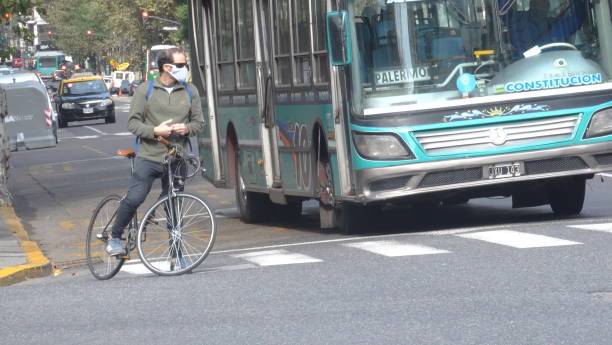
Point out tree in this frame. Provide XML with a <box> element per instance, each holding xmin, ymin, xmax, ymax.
<box><xmin>43</xmin><ymin>0</ymin><xmax>185</xmax><ymax>77</ymax></box>
<box><xmin>0</xmin><ymin>0</ymin><xmax>44</xmax><ymax>63</ymax></box>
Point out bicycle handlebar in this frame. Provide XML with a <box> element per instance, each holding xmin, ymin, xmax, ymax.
<box><xmin>156</xmin><ymin>136</ymin><xmax>171</xmax><ymax>147</ymax></box>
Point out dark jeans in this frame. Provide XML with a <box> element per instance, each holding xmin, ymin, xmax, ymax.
<box><xmin>111</xmin><ymin>157</ymin><xmax>185</xmax><ymax>239</ymax></box>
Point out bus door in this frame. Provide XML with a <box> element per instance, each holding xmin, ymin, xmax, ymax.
<box><xmin>190</xmin><ymin>0</ymin><xmax>223</xmax><ymax>184</ymax></box>
<box><xmin>254</xmin><ymin>0</ymin><xmax>284</xmax><ymax>201</ymax></box>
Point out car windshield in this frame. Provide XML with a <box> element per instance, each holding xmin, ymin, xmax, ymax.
<box><xmin>63</xmin><ymin>80</ymin><xmax>107</xmax><ymax>95</ymax></box>
<box><xmin>350</xmin><ymin>0</ymin><xmax>610</xmax><ymax>114</ymax></box>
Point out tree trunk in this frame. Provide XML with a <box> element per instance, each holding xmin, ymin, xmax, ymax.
<box><xmin>0</xmin><ymin>88</ymin><xmax>12</xmax><ymax>206</ymax></box>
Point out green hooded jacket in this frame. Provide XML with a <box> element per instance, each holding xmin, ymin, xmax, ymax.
<box><xmin>128</xmin><ymin>77</ymin><xmax>204</xmax><ymax>163</ymax></box>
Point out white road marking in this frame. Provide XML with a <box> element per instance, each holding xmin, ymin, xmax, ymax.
<box><xmin>120</xmin><ymin>262</ymin><xmax>152</xmax><ymax>275</ymax></box>
<box><xmin>232</xmin><ymin>249</ymin><xmax>322</xmax><ymax>266</ymax></box>
<box><xmin>568</xmin><ymin>223</ymin><xmax>612</xmax><ymax>233</ymax></box>
<box><xmin>84</xmin><ymin>126</ymin><xmax>107</xmax><ymax>135</ymax></box>
<box><xmin>600</xmin><ymin>173</ymin><xmax>612</xmax><ymax>178</ymax></box>
<box><xmin>62</xmin><ymin>135</ymin><xmax>99</xmax><ymax>140</ymax></box>
<box><xmin>344</xmin><ymin>240</ymin><xmax>450</xmax><ymax>257</ymax></box>
<box><xmin>457</xmin><ymin>230</ymin><xmax>582</xmax><ymax>248</ymax></box>
<box><xmin>114</xmin><ymin>132</ymin><xmax>133</xmax><ymax>136</ymax></box>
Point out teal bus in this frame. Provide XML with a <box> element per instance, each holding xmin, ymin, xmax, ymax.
<box><xmin>145</xmin><ymin>44</ymin><xmax>178</xmax><ymax>81</ymax></box>
<box><xmin>34</xmin><ymin>50</ymin><xmax>66</xmax><ymax>80</ymax></box>
<box><xmin>188</xmin><ymin>0</ymin><xmax>612</xmax><ymax>233</ymax></box>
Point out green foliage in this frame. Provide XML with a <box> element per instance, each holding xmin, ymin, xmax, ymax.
<box><xmin>42</xmin><ymin>0</ymin><xmax>185</xmax><ymax>74</ymax></box>
<box><xmin>0</xmin><ymin>0</ymin><xmax>43</xmax><ymax>60</ymax></box>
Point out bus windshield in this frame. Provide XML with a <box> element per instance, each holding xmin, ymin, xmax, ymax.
<box><xmin>351</xmin><ymin>0</ymin><xmax>611</xmax><ymax>114</ymax></box>
<box><xmin>38</xmin><ymin>57</ymin><xmax>57</xmax><ymax>68</ymax></box>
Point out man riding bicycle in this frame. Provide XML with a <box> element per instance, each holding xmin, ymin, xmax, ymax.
<box><xmin>106</xmin><ymin>47</ymin><xmax>204</xmax><ymax>265</ymax></box>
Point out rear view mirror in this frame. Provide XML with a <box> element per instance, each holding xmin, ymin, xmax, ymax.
<box><xmin>326</xmin><ymin>11</ymin><xmax>352</xmax><ymax>66</ymax></box>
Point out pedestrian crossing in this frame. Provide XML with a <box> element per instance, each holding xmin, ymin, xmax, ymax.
<box><xmin>118</xmin><ymin>222</ymin><xmax>612</xmax><ymax>275</ymax></box>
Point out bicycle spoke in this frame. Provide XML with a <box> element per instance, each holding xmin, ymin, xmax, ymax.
<box><xmin>137</xmin><ymin>194</ymin><xmax>216</xmax><ymax>275</ymax></box>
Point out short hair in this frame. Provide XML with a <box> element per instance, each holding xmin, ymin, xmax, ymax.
<box><xmin>157</xmin><ymin>47</ymin><xmax>186</xmax><ymax>73</ymax></box>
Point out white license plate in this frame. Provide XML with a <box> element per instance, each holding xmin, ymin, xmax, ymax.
<box><xmin>83</xmin><ymin>107</ymin><xmax>94</xmax><ymax>114</ymax></box>
<box><xmin>486</xmin><ymin>162</ymin><xmax>522</xmax><ymax>179</ymax></box>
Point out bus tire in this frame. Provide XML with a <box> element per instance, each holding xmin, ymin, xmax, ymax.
<box><xmin>234</xmin><ymin>150</ymin><xmax>272</xmax><ymax>223</ymax></box>
<box><xmin>337</xmin><ymin>203</ymin><xmax>368</xmax><ymax>234</ymax></box>
<box><xmin>548</xmin><ymin>176</ymin><xmax>586</xmax><ymax>215</ymax></box>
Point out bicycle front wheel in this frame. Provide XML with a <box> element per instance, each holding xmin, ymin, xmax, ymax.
<box><xmin>86</xmin><ymin>195</ymin><xmax>125</xmax><ymax>280</ymax></box>
<box><xmin>137</xmin><ymin>193</ymin><xmax>216</xmax><ymax>276</ymax></box>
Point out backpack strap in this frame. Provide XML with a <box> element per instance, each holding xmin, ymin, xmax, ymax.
<box><xmin>145</xmin><ymin>80</ymin><xmax>155</xmax><ymax>101</ymax></box>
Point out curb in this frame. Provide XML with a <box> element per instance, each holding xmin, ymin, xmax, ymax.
<box><xmin>0</xmin><ymin>206</ymin><xmax>52</xmax><ymax>287</ymax></box>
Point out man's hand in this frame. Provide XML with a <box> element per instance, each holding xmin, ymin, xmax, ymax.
<box><xmin>154</xmin><ymin>119</ymin><xmax>173</xmax><ymax>137</ymax></box>
<box><xmin>172</xmin><ymin>123</ymin><xmax>189</xmax><ymax>135</ymax></box>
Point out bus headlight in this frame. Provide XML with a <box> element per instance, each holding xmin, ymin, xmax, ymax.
<box><xmin>100</xmin><ymin>98</ymin><xmax>113</xmax><ymax>107</ymax></box>
<box><xmin>61</xmin><ymin>102</ymin><xmax>76</xmax><ymax>109</ymax></box>
<box><xmin>585</xmin><ymin>107</ymin><xmax>612</xmax><ymax>139</ymax></box>
<box><xmin>353</xmin><ymin>132</ymin><xmax>414</xmax><ymax>160</ymax></box>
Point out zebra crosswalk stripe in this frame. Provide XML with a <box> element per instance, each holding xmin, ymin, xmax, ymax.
<box><xmin>457</xmin><ymin>230</ymin><xmax>582</xmax><ymax>248</ymax></box>
<box><xmin>568</xmin><ymin>223</ymin><xmax>612</xmax><ymax>233</ymax></box>
<box><xmin>232</xmin><ymin>249</ymin><xmax>322</xmax><ymax>266</ymax></box>
<box><xmin>344</xmin><ymin>240</ymin><xmax>450</xmax><ymax>257</ymax></box>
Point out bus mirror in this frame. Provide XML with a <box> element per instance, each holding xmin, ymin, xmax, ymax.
<box><xmin>326</xmin><ymin>11</ymin><xmax>352</xmax><ymax>66</ymax></box>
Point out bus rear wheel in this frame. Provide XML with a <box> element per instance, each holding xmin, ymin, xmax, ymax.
<box><xmin>234</xmin><ymin>149</ymin><xmax>272</xmax><ymax>223</ymax></box>
<box><xmin>548</xmin><ymin>176</ymin><xmax>586</xmax><ymax>215</ymax></box>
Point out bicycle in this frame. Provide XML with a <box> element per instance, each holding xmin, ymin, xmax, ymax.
<box><xmin>85</xmin><ymin>137</ymin><xmax>216</xmax><ymax>279</ymax></box>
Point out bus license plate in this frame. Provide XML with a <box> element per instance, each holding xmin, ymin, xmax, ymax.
<box><xmin>83</xmin><ymin>107</ymin><xmax>94</xmax><ymax>114</ymax></box>
<box><xmin>486</xmin><ymin>162</ymin><xmax>522</xmax><ymax>179</ymax></box>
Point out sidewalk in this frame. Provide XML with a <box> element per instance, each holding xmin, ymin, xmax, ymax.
<box><xmin>0</xmin><ymin>205</ymin><xmax>52</xmax><ymax>287</ymax></box>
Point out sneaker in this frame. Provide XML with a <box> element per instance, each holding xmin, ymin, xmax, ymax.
<box><xmin>105</xmin><ymin>237</ymin><xmax>125</xmax><ymax>256</ymax></box>
<box><xmin>171</xmin><ymin>256</ymin><xmax>188</xmax><ymax>271</ymax></box>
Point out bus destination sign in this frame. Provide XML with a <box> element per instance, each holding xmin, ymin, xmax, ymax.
<box><xmin>374</xmin><ymin>66</ymin><xmax>431</xmax><ymax>86</ymax></box>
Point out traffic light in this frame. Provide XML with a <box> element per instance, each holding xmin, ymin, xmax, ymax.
<box><xmin>141</xmin><ymin>10</ymin><xmax>149</xmax><ymax>24</ymax></box>
<box><xmin>47</xmin><ymin>30</ymin><xmax>53</xmax><ymax>36</ymax></box>
<box><xmin>86</xmin><ymin>29</ymin><xmax>93</xmax><ymax>36</ymax></box>
<box><xmin>2</xmin><ymin>13</ymin><xmax>11</xmax><ymax>20</ymax></box>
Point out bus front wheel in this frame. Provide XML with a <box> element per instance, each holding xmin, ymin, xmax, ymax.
<box><xmin>548</xmin><ymin>176</ymin><xmax>586</xmax><ymax>215</ymax></box>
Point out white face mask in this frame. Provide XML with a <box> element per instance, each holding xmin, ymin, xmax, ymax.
<box><xmin>168</xmin><ymin>64</ymin><xmax>189</xmax><ymax>83</ymax></box>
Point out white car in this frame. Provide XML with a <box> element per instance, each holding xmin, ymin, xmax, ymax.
<box><xmin>0</xmin><ymin>71</ymin><xmax>58</xmax><ymax>143</ymax></box>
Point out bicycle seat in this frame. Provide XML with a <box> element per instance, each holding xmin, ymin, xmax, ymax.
<box><xmin>116</xmin><ymin>149</ymin><xmax>136</xmax><ymax>159</ymax></box>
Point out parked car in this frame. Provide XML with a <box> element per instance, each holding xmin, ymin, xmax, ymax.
<box><xmin>1</xmin><ymin>80</ymin><xmax>57</xmax><ymax>150</ymax></box>
<box><xmin>129</xmin><ymin>79</ymin><xmax>143</xmax><ymax>96</ymax></box>
<box><xmin>0</xmin><ymin>71</ymin><xmax>58</xmax><ymax>141</ymax></box>
<box><xmin>54</xmin><ymin>75</ymin><xmax>115</xmax><ymax>127</ymax></box>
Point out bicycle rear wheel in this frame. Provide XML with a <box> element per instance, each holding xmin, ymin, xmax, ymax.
<box><xmin>137</xmin><ymin>193</ymin><xmax>216</xmax><ymax>276</ymax></box>
<box><xmin>86</xmin><ymin>195</ymin><xmax>125</xmax><ymax>280</ymax></box>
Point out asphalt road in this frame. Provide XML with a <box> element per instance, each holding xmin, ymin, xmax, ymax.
<box><xmin>2</xmin><ymin>96</ymin><xmax>612</xmax><ymax>344</ymax></box>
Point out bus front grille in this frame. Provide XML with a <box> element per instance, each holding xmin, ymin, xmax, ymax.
<box><xmin>524</xmin><ymin>157</ymin><xmax>587</xmax><ymax>174</ymax></box>
<box><xmin>415</xmin><ymin>115</ymin><xmax>580</xmax><ymax>155</ymax></box>
<box><xmin>418</xmin><ymin>168</ymin><xmax>482</xmax><ymax>188</ymax></box>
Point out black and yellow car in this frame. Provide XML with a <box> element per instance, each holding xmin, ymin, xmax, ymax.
<box><xmin>54</xmin><ymin>75</ymin><xmax>115</xmax><ymax>128</ymax></box>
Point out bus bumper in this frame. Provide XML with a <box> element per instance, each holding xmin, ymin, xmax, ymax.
<box><xmin>354</xmin><ymin>141</ymin><xmax>612</xmax><ymax>203</ymax></box>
